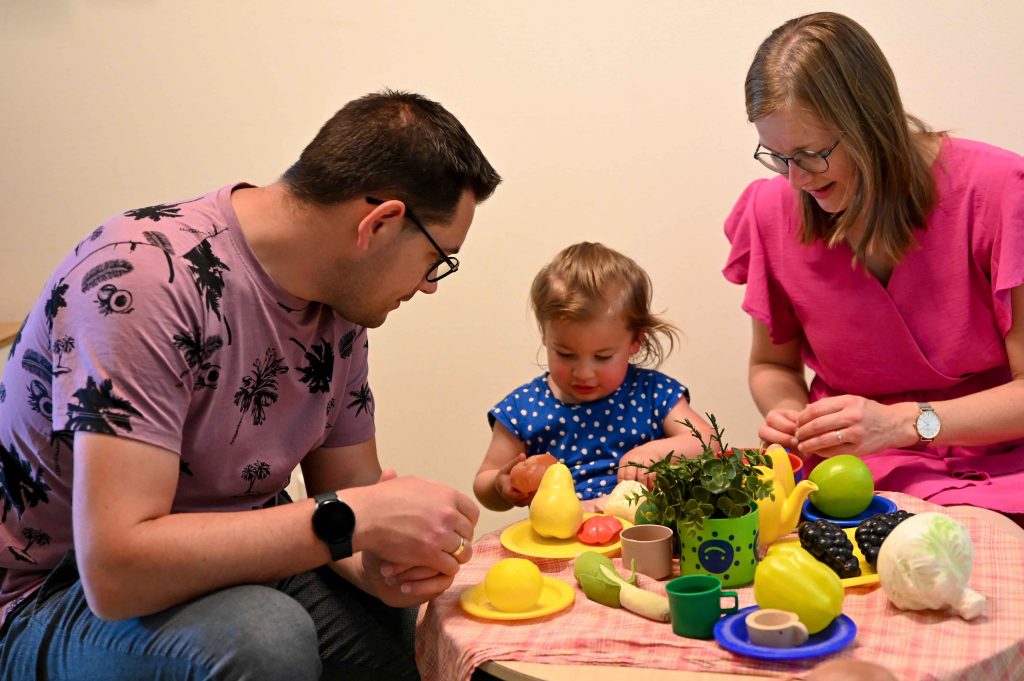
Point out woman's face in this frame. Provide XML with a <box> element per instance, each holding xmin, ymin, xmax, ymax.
<box><xmin>754</xmin><ymin>105</ymin><xmax>856</xmax><ymax>214</ymax></box>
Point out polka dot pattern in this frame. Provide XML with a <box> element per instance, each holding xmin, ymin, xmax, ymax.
<box><xmin>487</xmin><ymin>366</ymin><xmax>690</xmax><ymax>500</ymax></box>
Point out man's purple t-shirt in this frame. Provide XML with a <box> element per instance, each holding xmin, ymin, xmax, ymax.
<box><xmin>0</xmin><ymin>183</ymin><xmax>375</xmax><ymax>622</ymax></box>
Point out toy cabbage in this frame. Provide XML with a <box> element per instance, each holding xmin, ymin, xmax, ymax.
<box><xmin>876</xmin><ymin>512</ymin><xmax>986</xmax><ymax>620</ymax></box>
<box><xmin>600</xmin><ymin>480</ymin><xmax>646</xmax><ymax>523</ymax></box>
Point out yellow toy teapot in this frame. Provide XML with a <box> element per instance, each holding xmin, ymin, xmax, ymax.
<box><xmin>756</xmin><ymin>463</ymin><xmax>818</xmax><ymax>551</ymax></box>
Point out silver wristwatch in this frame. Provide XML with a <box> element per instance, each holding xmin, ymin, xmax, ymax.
<box><xmin>915</xmin><ymin>402</ymin><xmax>941</xmax><ymax>443</ymax></box>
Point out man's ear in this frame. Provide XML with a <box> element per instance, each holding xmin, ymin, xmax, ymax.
<box><xmin>356</xmin><ymin>199</ymin><xmax>406</xmax><ymax>252</ymax></box>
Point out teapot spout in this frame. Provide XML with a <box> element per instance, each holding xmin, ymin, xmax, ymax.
<box><xmin>779</xmin><ymin>479</ymin><xmax>819</xmax><ymax>535</ymax></box>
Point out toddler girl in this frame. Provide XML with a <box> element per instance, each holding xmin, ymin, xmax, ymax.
<box><xmin>473</xmin><ymin>242</ymin><xmax>712</xmax><ymax>510</ymax></box>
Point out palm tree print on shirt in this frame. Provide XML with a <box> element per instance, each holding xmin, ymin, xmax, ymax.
<box><xmin>0</xmin><ymin>441</ymin><xmax>51</xmax><ymax>522</ymax></box>
<box><xmin>290</xmin><ymin>337</ymin><xmax>334</xmax><ymax>393</ymax></box>
<box><xmin>183</xmin><ymin>237</ymin><xmax>233</xmax><ymax>345</ymax></box>
<box><xmin>124</xmin><ymin>197</ymin><xmax>202</xmax><ymax>222</ymax></box>
<box><xmin>231</xmin><ymin>348</ymin><xmax>289</xmax><ymax>445</ymax></box>
<box><xmin>52</xmin><ymin>336</ymin><xmax>75</xmax><ymax>376</ymax></box>
<box><xmin>64</xmin><ymin>376</ymin><xmax>143</xmax><ymax>434</ymax></box>
<box><xmin>240</xmin><ymin>460</ymin><xmax>271</xmax><ymax>495</ymax></box>
<box><xmin>347</xmin><ymin>383</ymin><xmax>373</xmax><ymax>417</ymax></box>
<box><xmin>43</xmin><ymin>282</ymin><xmax>69</xmax><ymax>335</ymax></box>
<box><xmin>8</xmin><ymin>527</ymin><xmax>51</xmax><ymax>564</ymax></box>
<box><xmin>172</xmin><ymin>328</ymin><xmax>224</xmax><ymax>389</ymax></box>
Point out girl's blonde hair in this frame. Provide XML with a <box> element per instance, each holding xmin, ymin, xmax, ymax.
<box><xmin>745</xmin><ymin>12</ymin><xmax>939</xmax><ymax>265</ymax></box>
<box><xmin>530</xmin><ymin>242</ymin><xmax>678</xmax><ymax>367</ymax></box>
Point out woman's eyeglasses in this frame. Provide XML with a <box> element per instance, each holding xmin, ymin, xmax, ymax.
<box><xmin>753</xmin><ymin>139</ymin><xmax>841</xmax><ymax>175</ymax></box>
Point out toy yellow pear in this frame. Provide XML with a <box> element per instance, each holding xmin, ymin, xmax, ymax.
<box><xmin>530</xmin><ymin>463</ymin><xmax>584</xmax><ymax>538</ymax></box>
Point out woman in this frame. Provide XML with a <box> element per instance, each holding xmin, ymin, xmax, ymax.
<box><xmin>723</xmin><ymin>12</ymin><xmax>1024</xmax><ymax>531</ymax></box>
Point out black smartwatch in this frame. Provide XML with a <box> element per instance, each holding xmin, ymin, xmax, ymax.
<box><xmin>312</xmin><ymin>492</ymin><xmax>356</xmax><ymax>561</ymax></box>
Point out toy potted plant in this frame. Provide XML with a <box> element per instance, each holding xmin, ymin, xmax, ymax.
<box><xmin>629</xmin><ymin>414</ymin><xmax>773</xmax><ymax>587</ymax></box>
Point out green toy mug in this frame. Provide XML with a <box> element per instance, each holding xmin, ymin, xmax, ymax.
<box><xmin>665</xmin><ymin>574</ymin><xmax>739</xmax><ymax>639</ymax></box>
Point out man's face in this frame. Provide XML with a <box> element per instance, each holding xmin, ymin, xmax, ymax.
<box><xmin>326</xmin><ymin>190</ymin><xmax>476</xmax><ymax>328</ymax></box>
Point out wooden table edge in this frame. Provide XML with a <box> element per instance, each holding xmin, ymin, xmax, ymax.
<box><xmin>480</xmin><ymin>660</ymin><xmax>771</xmax><ymax>680</ymax></box>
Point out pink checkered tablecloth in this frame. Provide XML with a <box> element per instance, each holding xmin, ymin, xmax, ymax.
<box><xmin>416</xmin><ymin>493</ymin><xmax>1024</xmax><ymax>681</ymax></box>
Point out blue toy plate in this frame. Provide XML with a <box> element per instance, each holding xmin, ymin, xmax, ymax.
<box><xmin>714</xmin><ymin>606</ymin><xmax>857</xmax><ymax>661</ymax></box>
<box><xmin>802</xmin><ymin>495</ymin><xmax>898</xmax><ymax>528</ymax></box>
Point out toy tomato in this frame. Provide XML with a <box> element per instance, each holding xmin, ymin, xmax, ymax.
<box><xmin>576</xmin><ymin>515</ymin><xmax>624</xmax><ymax>545</ymax></box>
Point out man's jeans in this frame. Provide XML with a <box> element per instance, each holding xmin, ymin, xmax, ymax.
<box><xmin>0</xmin><ymin>552</ymin><xmax>420</xmax><ymax>680</ymax></box>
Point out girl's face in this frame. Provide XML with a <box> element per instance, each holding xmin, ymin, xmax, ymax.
<box><xmin>754</xmin><ymin>105</ymin><xmax>856</xmax><ymax>214</ymax></box>
<box><xmin>542</xmin><ymin>311</ymin><xmax>641</xmax><ymax>404</ymax></box>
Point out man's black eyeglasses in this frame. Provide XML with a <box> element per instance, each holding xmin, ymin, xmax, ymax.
<box><xmin>365</xmin><ymin>197</ymin><xmax>460</xmax><ymax>282</ymax></box>
<box><xmin>753</xmin><ymin>139</ymin><xmax>842</xmax><ymax>175</ymax></box>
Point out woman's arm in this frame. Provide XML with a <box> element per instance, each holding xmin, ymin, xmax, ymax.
<box><xmin>749</xmin><ymin>319</ymin><xmax>809</xmax><ymax>448</ymax></box>
<box><xmin>795</xmin><ymin>286</ymin><xmax>1024</xmax><ymax>456</ymax></box>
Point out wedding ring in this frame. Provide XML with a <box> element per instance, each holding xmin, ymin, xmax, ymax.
<box><xmin>836</xmin><ymin>430</ymin><xmax>844</xmax><ymax>443</ymax></box>
<box><xmin>450</xmin><ymin>535</ymin><xmax>467</xmax><ymax>558</ymax></box>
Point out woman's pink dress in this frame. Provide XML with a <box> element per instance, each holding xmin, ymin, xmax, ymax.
<box><xmin>723</xmin><ymin>137</ymin><xmax>1024</xmax><ymax>512</ymax></box>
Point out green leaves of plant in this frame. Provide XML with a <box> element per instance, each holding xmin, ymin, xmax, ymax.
<box><xmin>629</xmin><ymin>414</ymin><xmax>776</xmax><ymax>536</ymax></box>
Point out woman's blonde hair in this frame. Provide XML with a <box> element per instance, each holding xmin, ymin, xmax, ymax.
<box><xmin>530</xmin><ymin>242</ymin><xmax>678</xmax><ymax>367</ymax></box>
<box><xmin>745</xmin><ymin>12</ymin><xmax>939</xmax><ymax>264</ymax></box>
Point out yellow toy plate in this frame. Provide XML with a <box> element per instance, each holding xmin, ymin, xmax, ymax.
<box><xmin>499</xmin><ymin>513</ymin><xmax>632</xmax><ymax>559</ymax></box>
<box><xmin>778</xmin><ymin>527</ymin><xmax>879</xmax><ymax>588</ymax></box>
<box><xmin>460</xmin><ymin>576</ymin><xmax>575</xmax><ymax>621</ymax></box>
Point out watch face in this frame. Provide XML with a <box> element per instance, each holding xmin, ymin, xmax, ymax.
<box><xmin>313</xmin><ymin>499</ymin><xmax>356</xmax><ymax>541</ymax></box>
<box><xmin>917</xmin><ymin>410</ymin><xmax>941</xmax><ymax>439</ymax></box>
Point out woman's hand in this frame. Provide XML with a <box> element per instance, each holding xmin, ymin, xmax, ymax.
<box><xmin>794</xmin><ymin>395</ymin><xmax>918</xmax><ymax>457</ymax></box>
<box><xmin>758</xmin><ymin>408</ymin><xmax>801</xmax><ymax>450</ymax></box>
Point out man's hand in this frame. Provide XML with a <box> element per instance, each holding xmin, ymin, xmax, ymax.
<box><xmin>356</xmin><ymin>551</ymin><xmax>455</xmax><ymax>607</ymax></box>
<box><xmin>345</xmin><ymin>469</ymin><xmax>480</xmax><ymax>580</ymax></box>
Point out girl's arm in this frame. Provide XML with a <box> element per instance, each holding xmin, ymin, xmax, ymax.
<box><xmin>795</xmin><ymin>285</ymin><xmax>1024</xmax><ymax>456</ymax></box>
<box><xmin>473</xmin><ymin>422</ymin><xmax>533</xmax><ymax>511</ymax></box>
<box><xmin>618</xmin><ymin>399</ymin><xmax>714</xmax><ymax>488</ymax></box>
<box><xmin>750</xmin><ymin>319</ymin><xmax>809</xmax><ymax>449</ymax></box>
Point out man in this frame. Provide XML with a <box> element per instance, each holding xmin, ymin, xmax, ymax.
<box><xmin>0</xmin><ymin>90</ymin><xmax>501</xmax><ymax>679</ymax></box>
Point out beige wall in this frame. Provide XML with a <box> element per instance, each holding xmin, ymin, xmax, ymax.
<box><xmin>2</xmin><ymin>1</ymin><xmax>1022</xmax><ymax>534</ymax></box>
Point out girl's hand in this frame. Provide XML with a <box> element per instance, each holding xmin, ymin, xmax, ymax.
<box><xmin>618</xmin><ymin>447</ymin><xmax>658</xmax><ymax>489</ymax></box>
<box><xmin>794</xmin><ymin>395</ymin><xmax>918</xmax><ymax>457</ymax></box>
<box><xmin>758</xmin><ymin>408</ymin><xmax>800</xmax><ymax>450</ymax></box>
<box><xmin>493</xmin><ymin>453</ymin><xmax>534</xmax><ymax>507</ymax></box>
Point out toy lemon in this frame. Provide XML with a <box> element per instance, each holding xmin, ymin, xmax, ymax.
<box><xmin>484</xmin><ymin>558</ymin><xmax>544</xmax><ymax>612</ymax></box>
